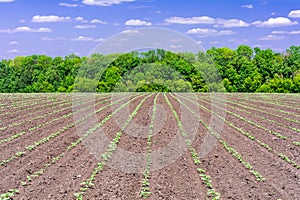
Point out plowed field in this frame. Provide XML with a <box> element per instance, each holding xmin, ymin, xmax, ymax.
<box><xmin>0</xmin><ymin>93</ymin><xmax>299</xmax><ymax>200</ymax></box>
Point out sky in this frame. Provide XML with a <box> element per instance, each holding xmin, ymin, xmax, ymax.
<box><xmin>0</xmin><ymin>0</ymin><xmax>300</xmax><ymax>59</ymax></box>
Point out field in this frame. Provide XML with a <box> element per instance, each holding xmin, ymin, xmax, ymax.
<box><xmin>0</xmin><ymin>93</ymin><xmax>299</xmax><ymax>200</ymax></box>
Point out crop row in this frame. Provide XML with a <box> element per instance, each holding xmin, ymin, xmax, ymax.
<box><xmin>172</xmin><ymin>94</ymin><xmax>265</xmax><ymax>182</ymax></box>
<box><xmin>0</xmin><ymin>94</ymin><xmax>91</xmax><ymax>131</ymax></box>
<box><xmin>165</xmin><ymin>94</ymin><xmax>221</xmax><ymax>200</ymax></box>
<box><xmin>0</xmin><ymin>100</ymin><xmax>72</xmax><ymax>132</ymax></box>
<box><xmin>74</xmin><ymin>94</ymin><xmax>151</xmax><ymax>199</ymax></box>
<box><xmin>0</xmin><ymin>98</ymin><xmax>70</xmax><ymax>128</ymax></box>
<box><xmin>24</xmin><ymin>94</ymin><xmax>134</xmax><ymax>183</ymax></box>
<box><xmin>179</xmin><ymin>94</ymin><xmax>300</xmax><ymax>170</ymax></box>
<box><xmin>0</xmin><ymin>94</ymin><xmax>143</xmax><ymax>198</ymax></box>
<box><xmin>218</xmin><ymin>95</ymin><xmax>300</xmax><ymax>124</ymax></box>
<box><xmin>208</xmin><ymin>96</ymin><xmax>300</xmax><ymax>133</ymax></box>
<box><xmin>140</xmin><ymin>94</ymin><xmax>158</xmax><ymax>198</ymax></box>
<box><xmin>0</xmin><ymin>97</ymin><xmax>63</xmax><ymax>117</ymax></box>
<box><xmin>0</xmin><ymin>97</ymin><xmax>45</xmax><ymax>110</ymax></box>
<box><xmin>227</xmin><ymin>93</ymin><xmax>300</xmax><ymax>108</ymax></box>
<box><xmin>198</xmin><ymin>95</ymin><xmax>298</xmax><ymax>146</ymax></box>
<box><xmin>1</xmin><ymin>99</ymin><xmax>91</xmax><ymax>145</ymax></box>
<box><xmin>0</xmin><ymin>94</ymin><xmax>130</xmax><ymax>167</ymax></box>
<box><xmin>226</xmin><ymin>94</ymin><xmax>300</xmax><ymax>117</ymax></box>
<box><xmin>0</xmin><ymin>94</ymin><xmax>53</xmax><ymax>109</ymax></box>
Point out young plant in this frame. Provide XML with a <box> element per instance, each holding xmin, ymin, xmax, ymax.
<box><xmin>165</xmin><ymin>93</ymin><xmax>221</xmax><ymax>199</ymax></box>
<box><xmin>140</xmin><ymin>94</ymin><xmax>158</xmax><ymax>198</ymax></box>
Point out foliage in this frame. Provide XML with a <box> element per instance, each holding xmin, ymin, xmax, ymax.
<box><xmin>1</xmin><ymin>46</ymin><xmax>300</xmax><ymax>93</ymax></box>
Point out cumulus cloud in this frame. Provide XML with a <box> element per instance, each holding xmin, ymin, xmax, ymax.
<box><xmin>121</xmin><ymin>29</ymin><xmax>143</xmax><ymax>35</ymax></box>
<box><xmin>59</xmin><ymin>3</ymin><xmax>78</xmax><ymax>7</ymax></box>
<box><xmin>32</xmin><ymin>15</ymin><xmax>71</xmax><ymax>23</ymax></box>
<box><xmin>0</xmin><ymin>26</ymin><xmax>52</xmax><ymax>33</ymax></box>
<box><xmin>170</xmin><ymin>44</ymin><xmax>182</xmax><ymax>49</ymax></box>
<box><xmin>7</xmin><ymin>49</ymin><xmax>18</xmax><ymax>53</ymax></box>
<box><xmin>9</xmin><ymin>41</ymin><xmax>19</xmax><ymax>45</ymax></box>
<box><xmin>186</xmin><ymin>28</ymin><xmax>235</xmax><ymax>37</ymax></box>
<box><xmin>125</xmin><ymin>19</ymin><xmax>152</xmax><ymax>26</ymax></box>
<box><xmin>259</xmin><ymin>35</ymin><xmax>287</xmax><ymax>40</ymax></box>
<box><xmin>74</xmin><ymin>25</ymin><xmax>96</xmax><ymax>29</ymax></box>
<box><xmin>90</xmin><ymin>19</ymin><xmax>107</xmax><ymax>24</ymax></box>
<box><xmin>218</xmin><ymin>30</ymin><xmax>236</xmax><ymax>35</ymax></box>
<box><xmin>0</xmin><ymin>0</ymin><xmax>14</xmax><ymax>2</ymax></box>
<box><xmin>242</xmin><ymin>4</ymin><xmax>254</xmax><ymax>9</ymax></box>
<box><xmin>288</xmin><ymin>10</ymin><xmax>300</xmax><ymax>18</ymax></box>
<box><xmin>70</xmin><ymin>36</ymin><xmax>104</xmax><ymax>42</ymax></box>
<box><xmin>165</xmin><ymin>16</ymin><xmax>249</xmax><ymax>27</ymax></box>
<box><xmin>215</xmin><ymin>19</ymin><xmax>249</xmax><ymax>28</ymax></box>
<box><xmin>272</xmin><ymin>30</ymin><xmax>300</xmax><ymax>35</ymax></box>
<box><xmin>165</xmin><ymin>16</ymin><xmax>216</xmax><ymax>25</ymax></box>
<box><xmin>41</xmin><ymin>37</ymin><xmax>65</xmax><ymax>41</ymax></box>
<box><xmin>187</xmin><ymin>28</ymin><xmax>217</xmax><ymax>35</ymax></box>
<box><xmin>75</xmin><ymin>17</ymin><xmax>85</xmax><ymax>22</ymax></box>
<box><xmin>252</xmin><ymin>17</ymin><xmax>298</xmax><ymax>27</ymax></box>
<box><xmin>82</xmin><ymin>0</ymin><xmax>135</xmax><ymax>6</ymax></box>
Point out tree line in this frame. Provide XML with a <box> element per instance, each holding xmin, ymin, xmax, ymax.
<box><xmin>0</xmin><ymin>45</ymin><xmax>299</xmax><ymax>93</ymax></box>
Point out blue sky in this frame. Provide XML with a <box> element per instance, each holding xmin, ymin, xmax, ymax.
<box><xmin>1</xmin><ymin>0</ymin><xmax>300</xmax><ymax>59</ymax></box>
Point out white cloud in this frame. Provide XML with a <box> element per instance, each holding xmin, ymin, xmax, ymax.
<box><xmin>215</xmin><ymin>19</ymin><xmax>249</xmax><ymax>28</ymax></box>
<box><xmin>74</xmin><ymin>25</ymin><xmax>96</xmax><ymax>29</ymax></box>
<box><xmin>170</xmin><ymin>38</ymin><xmax>183</xmax><ymax>43</ymax></box>
<box><xmin>219</xmin><ymin>30</ymin><xmax>236</xmax><ymax>35</ymax></box>
<box><xmin>271</xmin><ymin>12</ymin><xmax>276</xmax><ymax>16</ymax></box>
<box><xmin>272</xmin><ymin>30</ymin><xmax>300</xmax><ymax>35</ymax></box>
<box><xmin>229</xmin><ymin>38</ymin><xmax>249</xmax><ymax>43</ymax></box>
<box><xmin>41</xmin><ymin>37</ymin><xmax>65</xmax><ymax>41</ymax></box>
<box><xmin>253</xmin><ymin>17</ymin><xmax>298</xmax><ymax>27</ymax></box>
<box><xmin>0</xmin><ymin>26</ymin><xmax>52</xmax><ymax>33</ymax></box>
<box><xmin>242</xmin><ymin>4</ymin><xmax>254</xmax><ymax>9</ymax></box>
<box><xmin>9</xmin><ymin>41</ymin><xmax>19</xmax><ymax>45</ymax></box>
<box><xmin>32</xmin><ymin>15</ymin><xmax>71</xmax><ymax>23</ymax></box>
<box><xmin>165</xmin><ymin>16</ymin><xmax>249</xmax><ymax>27</ymax></box>
<box><xmin>7</xmin><ymin>49</ymin><xmax>18</xmax><ymax>53</ymax></box>
<box><xmin>90</xmin><ymin>19</ymin><xmax>107</xmax><ymax>24</ymax></box>
<box><xmin>186</xmin><ymin>28</ymin><xmax>235</xmax><ymax>37</ymax></box>
<box><xmin>121</xmin><ymin>29</ymin><xmax>143</xmax><ymax>35</ymax></box>
<box><xmin>70</xmin><ymin>36</ymin><xmax>104</xmax><ymax>42</ymax></box>
<box><xmin>165</xmin><ymin>16</ymin><xmax>216</xmax><ymax>25</ymax></box>
<box><xmin>259</xmin><ymin>35</ymin><xmax>287</xmax><ymax>40</ymax></box>
<box><xmin>75</xmin><ymin>17</ymin><xmax>84</xmax><ymax>21</ymax></box>
<box><xmin>187</xmin><ymin>28</ymin><xmax>217</xmax><ymax>35</ymax></box>
<box><xmin>59</xmin><ymin>3</ymin><xmax>78</xmax><ymax>7</ymax></box>
<box><xmin>82</xmin><ymin>0</ymin><xmax>135</xmax><ymax>6</ymax></box>
<box><xmin>0</xmin><ymin>0</ymin><xmax>14</xmax><ymax>2</ymax></box>
<box><xmin>70</xmin><ymin>36</ymin><xmax>92</xmax><ymax>41</ymax></box>
<box><xmin>170</xmin><ymin>44</ymin><xmax>182</xmax><ymax>49</ymax></box>
<box><xmin>125</xmin><ymin>19</ymin><xmax>152</xmax><ymax>26</ymax></box>
<box><xmin>288</xmin><ymin>10</ymin><xmax>300</xmax><ymax>18</ymax></box>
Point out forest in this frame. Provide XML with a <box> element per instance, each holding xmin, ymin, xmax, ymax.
<box><xmin>0</xmin><ymin>45</ymin><xmax>299</xmax><ymax>93</ymax></box>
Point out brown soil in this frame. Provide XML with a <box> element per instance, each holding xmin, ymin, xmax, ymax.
<box><xmin>0</xmin><ymin>93</ymin><xmax>299</xmax><ymax>200</ymax></box>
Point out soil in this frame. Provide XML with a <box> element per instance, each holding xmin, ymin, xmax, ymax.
<box><xmin>0</xmin><ymin>93</ymin><xmax>299</xmax><ymax>200</ymax></box>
